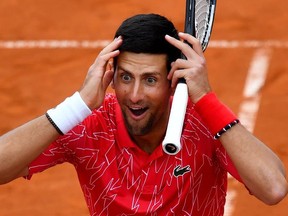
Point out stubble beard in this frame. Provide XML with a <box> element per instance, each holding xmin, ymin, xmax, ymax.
<box><xmin>122</xmin><ymin>111</ymin><xmax>155</xmax><ymax>136</ymax></box>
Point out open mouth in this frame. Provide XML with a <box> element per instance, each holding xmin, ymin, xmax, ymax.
<box><xmin>129</xmin><ymin>107</ymin><xmax>148</xmax><ymax>117</ymax></box>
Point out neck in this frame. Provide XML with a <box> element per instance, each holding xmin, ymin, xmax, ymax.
<box><xmin>131</xmin><ymin>132</ymin><xmax>165</xmax><ymax>154</ymax></box>
<box><xmin>130</xmin><ymin>110</ymin><xmax>169</xmax><ymax>154</ymax></box>
<box><xmin>125</xmin><ymin>101</ymin><xmax>171</xmax><ymax>154</ymax></box>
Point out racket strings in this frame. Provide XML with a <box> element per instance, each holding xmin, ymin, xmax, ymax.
<box><xmin>195</xmin><ymin>0</ymin><xmax>214</xmax><ymax>50</ymax></box>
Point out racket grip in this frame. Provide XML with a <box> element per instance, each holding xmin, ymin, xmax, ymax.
<box><xmin>162</xmin><ymin>82</ymin><xmax>188</xmax><ymax>155</ymax></box>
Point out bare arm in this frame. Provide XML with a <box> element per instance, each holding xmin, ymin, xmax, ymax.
<box><xmin>0</xmin><ymin>115</ymin><xmax>59</xmax><ymax>184</ymax></box>
<box><xmin>219</xmin><ymin>124</ymin><xmax>287</xmax><ymax>205</ymax></box>
<box><xmin>0</xmin><ymin>37</ymin><xmax>123</xmax><ymax>184</ymax></box>
<box><xmin>165</xmin><ymin>33</ymin><xmax>288</xmax><ymax>204</ymax></box>
<box><xmin>200</xmin><ymin>105</ymin><xmax>287</xmax><ymax>204</ymax></box>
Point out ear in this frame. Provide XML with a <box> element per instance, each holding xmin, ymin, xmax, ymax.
<box><xmin>110</xmin><ymin>70</ymin><xmax>116</xmax><ymax>90</ymax></box>
<box><xmin>108</xmin><ymin>60</ymin><xmax>116</xmax><ymax>89</ymax></box>
<box><xmin>111</xmin><ymin>79</ymin><xmax>115</xmax><ymax>89</ymax></box>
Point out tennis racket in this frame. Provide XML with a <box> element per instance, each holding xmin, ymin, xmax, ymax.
<box><xmin>162</xmin><ymin>0</ymin><xmax>217</xmax><ymax>155</ymax></box>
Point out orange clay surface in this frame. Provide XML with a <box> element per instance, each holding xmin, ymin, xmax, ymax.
<box><xmin>0</xmin><ymin>0</ymin><xmax>288</xmax><ymax>215</ymax></box>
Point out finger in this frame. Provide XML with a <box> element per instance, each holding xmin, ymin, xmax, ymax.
<box><xmin>167</xmin><ymin>61</ymin><xmax>175</xmax><ymax>80</ymax></box>
<box><xmin>165</xmin><ymin>34</ymin><xmax>197</xmax><ymax>60</ymax></box>
<box><xmin>167</xmin><ymin>59</ymin><xmax>185</xmax><ymax>80</ymax></box>
<box><xmin>178</xmin><ymin>32</ymin><xmax>204</xmax><ymax>57</ymax></box>
<box><xmin>92</xmin><ymin>37</ymin><xmax>122</xmax><ymax>69</ymax></box>
<box><xmin>165</xmin><ymin>34</ymin><xmax>186</xmax><ymax>52</ymax></box>
<box><xmin>90</xmin><ymin>49</ymin><xmax>120</xmax><ymax>75</ymax></box>
<box><xmin>168</xmin><ymin>59</ymin><xmax>192</xmax><ymax>87</ymax></box>
<box><xmin>99</xmin><ymin>36</ymin><xmax>122</xmax><ymax>56</ymax></box>
<box><xmin>170</xmin><ymin>68</ymin><xmax>191</xmax><ymax>88</ymax></box>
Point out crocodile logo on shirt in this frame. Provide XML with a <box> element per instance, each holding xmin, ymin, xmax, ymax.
<box><xmin>173</xmin><ymin>165</ymin><xmax>191</xmax><ymax>177</ymax></box>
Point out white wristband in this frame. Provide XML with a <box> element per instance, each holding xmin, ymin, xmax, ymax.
<box><xmin>47</xmin><ymin>92</ymin><xmax>92</xmax><ymax>134</ymax></box>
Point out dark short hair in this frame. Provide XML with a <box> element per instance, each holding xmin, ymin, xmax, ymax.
<box><xmin>114</xmin><ymin>13</ymin><xmax>181</xmax><ymax>71</ymax></box>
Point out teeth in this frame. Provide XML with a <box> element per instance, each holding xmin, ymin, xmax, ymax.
<box><xmin>129</xmin><ymin>106</ymin><xmax>147</xmax><ymax>116</ymax></box>
<box><xmin>130</xmin><ymin>107</ymin><xmax>143</xmax><ymax>110</ymax></box>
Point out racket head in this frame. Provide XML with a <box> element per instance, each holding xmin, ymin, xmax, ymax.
<box><xmin>184</xmin><ymin>0</ymin><xmax>217</xmax><ymax>51</ymax></box>
<box><xmin>162</xmin><ymin>0</ymin><xmax>217</xmax><ymax>155</ymax></box>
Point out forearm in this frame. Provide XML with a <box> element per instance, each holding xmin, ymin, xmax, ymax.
<box><xmin>166</xmin><ymin>32</ymin><xmax>288</xmax><ymax>204</ymax></box>
<box><xmin>0</xmin><ymin>91</ymin><xmax>93</xmax><ymax>184</ymax></box>
<box><xmin>194</xmin><ymin>93</ymin><xmax>287</xmax><ymax>204</ymax></box>
<box><xmin>220</xmin><ymin>124</ymin><xmax>288</xmax><ymax>205</ymax></box>
<box><xmin>0</xmin><ymin>38</ymin><xmax>122</xmax><ymax>184</ymax></box>
<box><xmin>0</xmin><ymin>115</ymin><xmax>59</xmax><ymax>184</ymax></box>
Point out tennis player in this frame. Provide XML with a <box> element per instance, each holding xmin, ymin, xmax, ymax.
<box><xmin>0</xmin><ymin>14</ymin><xmax>287</xmax><ymax>215</ymax></box>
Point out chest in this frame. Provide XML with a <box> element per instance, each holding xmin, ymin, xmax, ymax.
<box><xmin>76</xmin><ymin>136</ymin><xmax>221</xmax><ymax>194</ymax></box>
<box><xmin>74</xmin><ymin>140</ymin><xmax>226</xmax><ymax>215</ymax></box>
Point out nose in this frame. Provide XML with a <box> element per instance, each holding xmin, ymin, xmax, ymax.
<box><xmin>129</xmin><ymin>80</ymin><xmax>144</xmax><ymax>104</ymax></box>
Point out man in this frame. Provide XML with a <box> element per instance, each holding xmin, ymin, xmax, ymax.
<box><xmin>0</xmin><ymin>14</ymin><xmax>287</xmax><ymax>215</ymax></box>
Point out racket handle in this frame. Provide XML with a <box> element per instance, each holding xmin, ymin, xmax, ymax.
<box><xmin>162</xmin><ymin>82</ymin><xmax>188</xmax><ymax>155</ymax></box>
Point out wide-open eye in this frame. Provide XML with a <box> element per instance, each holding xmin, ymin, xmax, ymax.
<box><xmin>146</xmin><ymin>77</ymin><xmax>157</xmax><ymax>85</ymax></box>
<box><xmin>121</xmin><ymin>73</ymin><xmax>132</xmax><ymax>82</ymax></box>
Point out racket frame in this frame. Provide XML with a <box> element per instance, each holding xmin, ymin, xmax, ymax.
<box><xmin>162</xmin><ymin>0</ymin><xmax>216</xmax><ymax>155</ymax></box>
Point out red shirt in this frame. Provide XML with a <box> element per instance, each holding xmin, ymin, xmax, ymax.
<box><xmin>28</xmin><ymin>94</ymin><xmax>242</xmax><ymax>216</ymax></box>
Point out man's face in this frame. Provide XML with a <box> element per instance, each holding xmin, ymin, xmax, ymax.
<box><xmin>112</xmin><ymin>52</ymin><xmax>172</xmax><ymax>137</ymax></box>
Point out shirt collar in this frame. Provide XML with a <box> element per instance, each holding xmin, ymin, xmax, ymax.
<box><xmin>115</xmin><ymin>101</ymin><xmax>164</xmax><ymax>158</ymax></box>
<box><xmin>115</xmin><ymin>102</ymin><xmax>136</xmax><ymax>148</ymax></box>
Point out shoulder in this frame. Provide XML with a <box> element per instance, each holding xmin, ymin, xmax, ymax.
<box><xmin>62</xmin><ymin>94</ymin><xmax>118</xmax><ymax>150</ymax></box>
<box><xmin>96</xmin><ymin>93</ymin><xmax>118</xmax><ymax>113</ymax></box>
<box><xmin>83</xmin><ymin>93</ymin><xmax>118</xmax><ymax>127</ymax></box>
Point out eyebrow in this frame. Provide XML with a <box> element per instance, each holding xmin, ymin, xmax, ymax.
<box><xmin>117</xmin><ymin>66</ymin><xmax>162</xmax><ymax>77</ymax></box>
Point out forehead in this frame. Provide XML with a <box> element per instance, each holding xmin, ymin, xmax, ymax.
<box><xmin>116</xmin><ymin>52</ymin><xmax>168</xmax><ymax>75</ymax></box>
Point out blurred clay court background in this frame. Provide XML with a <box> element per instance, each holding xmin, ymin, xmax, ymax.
<box><xmin>0</xmin><ymin>0</ymin><xmax>288</xmax><ymax>215</ymax></box>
